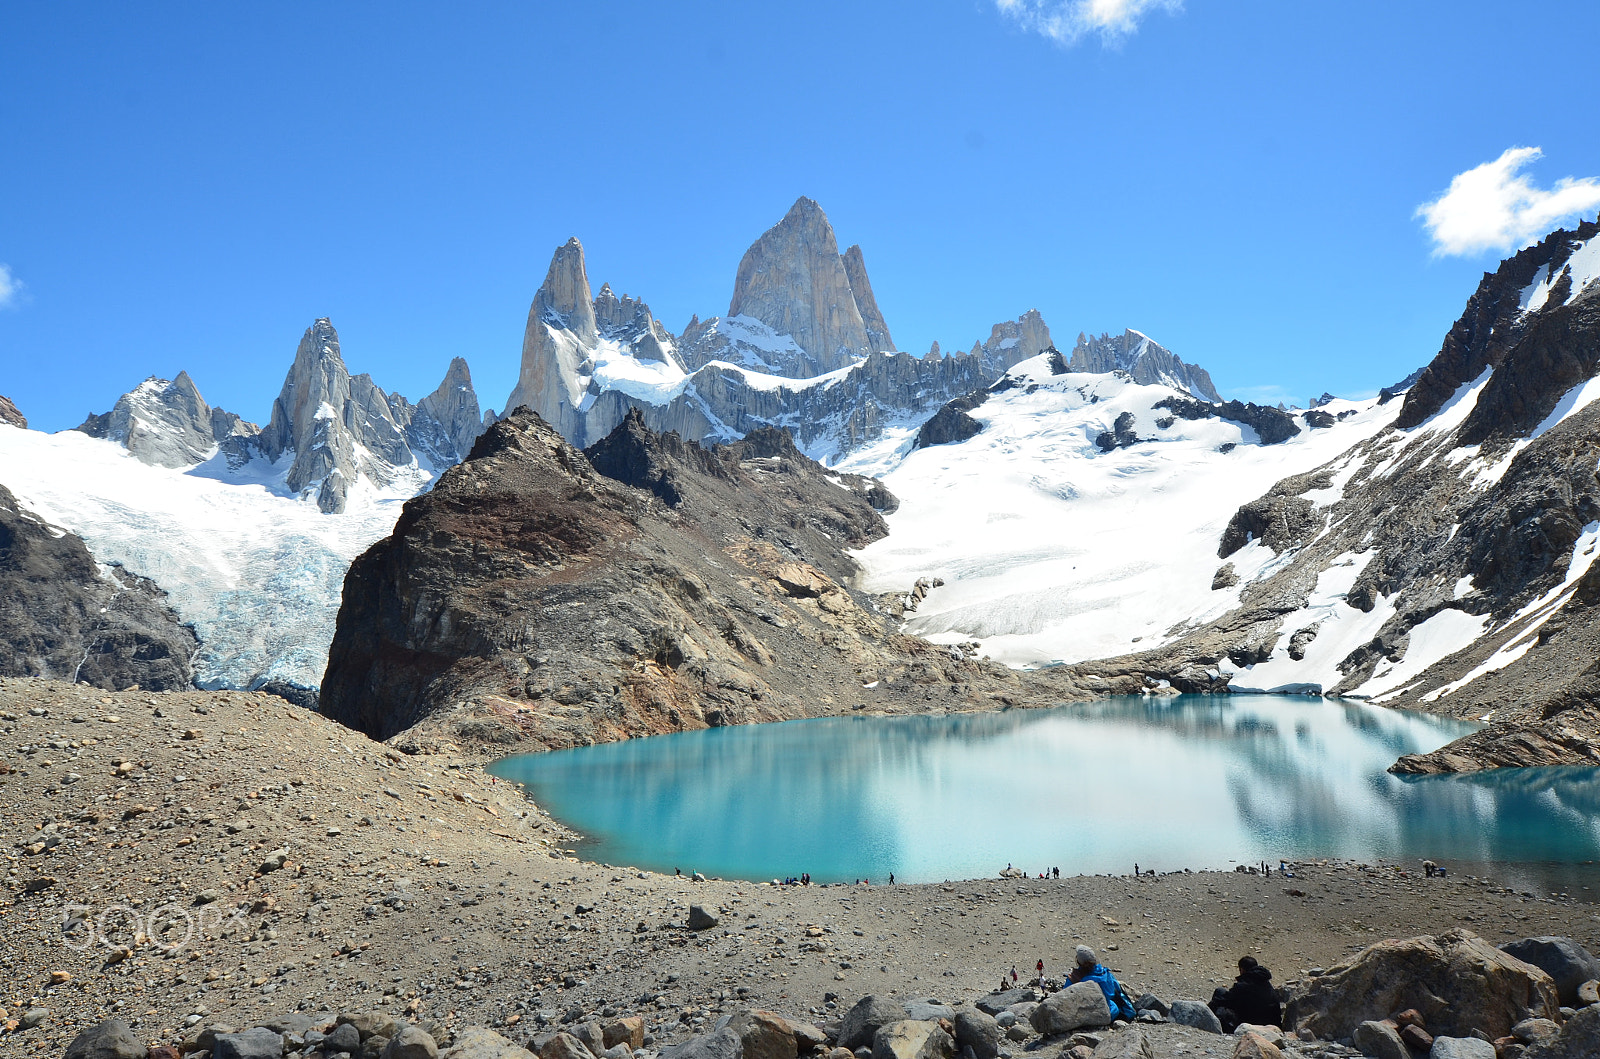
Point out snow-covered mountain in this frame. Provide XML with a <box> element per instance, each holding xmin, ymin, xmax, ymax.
<box><xmin>502</xmin><ymin>197</ymin><xmax>1222</xmax><ymax>469</ymax></box>
<box><xmin>853</xmin><ymin>352</ymin><xmax>1390</xmax><ymax>666</ymax></box>
<box><xmin>0</xmin><ymin>318</ymin><xmax>490</xmax><ymax>694</ymax></box>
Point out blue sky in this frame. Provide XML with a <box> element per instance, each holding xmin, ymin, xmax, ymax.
<box><xmin>4</xmin><ymin>1</ymin><xmax>1600</xmax><ymax>431</ymax></box>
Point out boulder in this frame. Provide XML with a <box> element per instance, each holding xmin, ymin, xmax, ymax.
<box><xmin>63</xmin><ymin>1020</ymin><xmax>145</xmax><ymax>1059</ymax></box>
<box><xmin>901</xmin><ymin>1001</ymin><xmax>954</xmax><ymax>1023</ymax></box>
<box><xmin>1523</xmin><ymin>1005</ymin><xmax>1600</xmax><ymax>1059</ymax></box>
<box><xmin>213</xmin><ymin>1029</ymin><xmax>286</xmax><ymax>1059</ymax></box>
<box><xmin>181</xmin><ymin>1025</ymin><xmax>239</xmax><ymax>1054</ymax></box>
<box><xmin>1351</xmin><ymin>1021</ymin><xmax>1408</xmax><ymax>1059</ymax></box>
<box><xmin>603</xmin><ymin>1018</ymin><xmax>647</xmax><ymax>1053</ymax></box>
<box><xmin>1284</xmin><ymin>930</ymin><xmax>1559</xmax><ymax>1040</ymax></box>
<box><xmin>726</xmin><ymin>1010</ymin><xmax>797</xmax><ymax>1059</ymax></box>
<box><xmin>1501</xmin><ymin>938</ymin><xmax>1600</xmax><ymax>1007</ymax></box>
<box><xmin>1168</xmin><ymin>1001</ymin><xmax>1223</xmax><ymax>1034</ymax></box>
<box><xmin>951</xmin><ymin>1010</ymin><xmax>1000</xmax><ymax>1059</ymax></box>
<box><xmin>1579</xmin><ymin>980</ymin><xmax>1600</xmax><ymax>1007</ymax></box>
<box><xmin>975</xmin><ymin>990</ymin><xmax>1034</xmax><ymax>1016</ymax></box>
<box><xmin>1029</xmin><ymin>984</ymin><xmax>1111</xmax><ymax>1036</ymax></box>
<box><xmin>1512</xmin><ymin>1019</ymin><xmax>1562</xmax><ymax>1048</ymax></box>
<box><xmin>384</xmin><ymin>1027</ymin><xmax>442</xmax><ymax>1059</ymax></box>
<box><xmin>1399</xmin><ymin>1024</ymin><xmax>1435</xmax><ymax>1052</ymax></box>
<box><xmin>572</xmin><ymin>1023</ymin><xmax>607</xmax><ymax>1055</ymax></box>
<box><xmin>1094</xmin><ymin>1029</ymin><xmax>1155</xmax><ymax>1059</ymax></box>
<box><xmin>687</xmin><ymin>906</ymin><xmax>719</xmax><ymax>931</ymax></box>
<box><xmin>869</xmin><ymin>1021</ymin><xmax>953</xmax><ymax>1059</ymax></box>
<box><xmin>442</xmin><ymin>1028</ymin><xmax>536</xmax><ymax>1059</ymax></box>
<box><xmin>541</xmin><ymin>1033</ymin><xmax>596</xmax><ymax>1059</ymax></box>
<box><xmin>1230</xmin><ymin>1032</ymin><xmax>1282</xmax><ymax>1059</ymax></box>
<box><xmin>661</xmin><ymin>1028</ymin><xmax>743</xmax><ymax>1059</ymax></box>
<box><xmin>788</xmin><ymin>1021</ymin><xmax>828</xmax><ymax>1053</ymax></box>
<box><xmin>839</xmin><ymin>997</ymin><xmax>913</xmax><ymax>1051</ymax></box>
<box><xmin>326</xmin><ymin>1024</ymin><xmax>364</xmax><ymax>1055</ymax></box>
<box><xmin>1428</xmin><ymin>1038</ymin><xmax>1495</xmax><ymax>1059</ymax></box>
<box><xmin>342</xmin><ymin>1014</ymin><xmax>406</xmax><ymax>1042</ymax></box>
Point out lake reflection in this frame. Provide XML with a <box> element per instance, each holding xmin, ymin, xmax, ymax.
<box><xmin>487</xmin><ymin>696</ymin><xmax>1600</xmax><ymax>884</ymax></box>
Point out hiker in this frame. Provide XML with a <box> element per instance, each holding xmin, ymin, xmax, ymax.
<box><xmin>1053</xmin><ymin>867</ymin><xmax>1060</xmax><ymax>879</ymax></box>
<box><xmin>889</xmin><ymin>873</ymin><xmax>895</xmax><ymax>885</ymax></box>
<box><xmin>1208</xmin><ymin>955</ymin><xmax>1282</xmax><ymax>1032</ymax></box>
<box><xmin>1067</xmin><ymin>946</ymin><xmax>1136</xmax><ymax>1021</ymax></box>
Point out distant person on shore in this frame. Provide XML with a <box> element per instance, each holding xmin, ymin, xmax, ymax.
<box><xmin>1209</xmin><ymin>956</ymin><xmax>1282</xmax><ymax>1032</ymax></box>
<box><xmin>1067</xmin><ymin>946</ymin><xmax>1135</xmax><ymax>1020</ymax></box>
<box><xmin>889</xmin><ymin>873</ymin><xmax>895</xmax><ymax>884</ymax></box>
<box><xmin>1052</xmin><ymin>867</ymin><xmax>1059</xmax><ymax>879</ymax></box>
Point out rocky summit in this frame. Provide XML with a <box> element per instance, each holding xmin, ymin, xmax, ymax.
<box><xmin>319</xmin><ymin>408</ymin><xmax>1030</xmax><ymax>748</ymax></box>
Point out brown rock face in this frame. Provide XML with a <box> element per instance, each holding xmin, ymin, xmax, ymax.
<box><xmin>728</xmin><ymin>197</ymin><xmax>873</xmax><ymax>376</ymax></box>
<box><xmin>320</xmin><ymin>408</ymin><xmax>1020</xmax><ymax>748</ymax></box>
<box><xmin>0</xmin><ymin>395</ymin><xmax>27</xmax><ymax>430</ymax></box>
<box><xmin>1284</xmin><ymin>929</ymin><xmax>1559</xmax><ymax>1041</ymax></box>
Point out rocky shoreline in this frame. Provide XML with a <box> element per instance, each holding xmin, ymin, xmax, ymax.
<box><xmin>6</xmin><ymin>677</ymin><xmax>1600</xmax><ymax>1059</ymax></box>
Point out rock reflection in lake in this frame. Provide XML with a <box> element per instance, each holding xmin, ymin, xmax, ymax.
<box><xmin>488</xmin><ymin>696</ymin><xmax>1600</xmax><ymax>884</ymax></box>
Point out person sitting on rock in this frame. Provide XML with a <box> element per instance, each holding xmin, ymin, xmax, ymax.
<box><xmin>1067</xmin><ymin>946</ymin><xmax>1136</xmax><ymax>1021</ymax></box>
<box><xmin>1208</xmin><ymin>955</ymin><xmax>1282</xmax><ymax>1032</ymax></box>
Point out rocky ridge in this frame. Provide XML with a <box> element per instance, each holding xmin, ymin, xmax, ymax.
<box><xmin>1052</xmin><ymin>218</ymin><xmax>1600</xmax><ymax>770</ymax></box>
<box><xmin>506</xmin><ymin>199</ymin><xmax>1219</xmax><ymax>469</ymax></box>
<box><xmin>319</xmin><ymin>408</ymin><xmax>1029</xmax><ymax>748</ymax></box>
<box><xmin>0</xmin><ymin>483</ymin><xmax>196</xmax><ymax>690</ymax></box>
<box><xmin>1</xmin><ymin>394</ymin><xmax>28</xmax><ymax>429</ymax></box>
<box><xmin>76</xmin><ymin>319</ymin><xmax>487</xmax><ymax>513</ymax></box>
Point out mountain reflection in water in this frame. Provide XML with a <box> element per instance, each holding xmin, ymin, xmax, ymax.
<box><xmin>487</xmin><ymin>696</ymin><xmax>1600</xmax><ymax>885</ymax></box>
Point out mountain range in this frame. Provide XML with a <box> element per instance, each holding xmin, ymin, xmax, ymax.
<box><xmin>5</xmin><ymin>198</ymin><xmax>1600</xmax><ymax>772</ymax></box>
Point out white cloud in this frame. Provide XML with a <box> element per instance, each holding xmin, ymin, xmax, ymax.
<box><xmin>995</xmin><ymin>0</ymin><xmax>1182</xmax><ymax>45</ymax></box>
<box><xmin>1416</xmin><ymin>147</ymin><xmax>1600</xmax><ymax>258</ymax></box>
<box><xmin>0</xmin><ymin>265</ymin><xmax>20</xmax><ymax>310</ymax></box>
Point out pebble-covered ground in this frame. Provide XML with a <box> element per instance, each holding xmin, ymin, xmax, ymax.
<box><xmin>3</xmin><ymin>677</ymin><xmax>1596</xmax><ymax>1057</ymax></box>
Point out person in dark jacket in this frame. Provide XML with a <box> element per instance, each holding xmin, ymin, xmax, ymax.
<box><xmin>1209</xmin><ymin>956</ymin><xmax>1282</xmax><ymax>1032</ymax></box>
<box><xmin>1068</xmin><ymin>946</ymin><xmax>1136</xmax><ymax>1021</ymax></box>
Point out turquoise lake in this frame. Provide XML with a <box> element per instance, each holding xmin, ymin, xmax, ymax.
<box><xmin>487</xmin><ymin>696</ymin><xmax>1600</xmax><ymax>886</ymax></box>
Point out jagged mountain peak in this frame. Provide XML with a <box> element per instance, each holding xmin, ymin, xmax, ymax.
<box><xmin>724</xmin><ymin>197</ymin><xmax>873</xmax><ymax>376</ymax></box>
<box><xmin>534</xmin><ymin>237</ymin><xmax>597</xmax><ymax>336</ymax></box>
<box><xmin>0</xmin><ymin>395</ymin><xmax>25</xmax><ymax>429</ymax></box>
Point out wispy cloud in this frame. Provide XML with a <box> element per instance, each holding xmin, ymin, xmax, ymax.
<box><xmin>1417</xmin><ymin>147</ymin><xmax>1600</xmax><ymax>258</ymax></box>
<box><xmin>0</xmin><ymin>265</ymin><xmax>20</xmax><ymax>310</ymax></box>
<box><xmin>994</xmin><ymin>0</ymin><xmax>1182</xmax><ymax>46</ymax></box>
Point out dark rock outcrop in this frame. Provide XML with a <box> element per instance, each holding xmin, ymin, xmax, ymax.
<box><xmin>0</xmin><ymin>484</ymin><xmax>196</xmax><ymax>690</ymax></box>
<box><xmin>914</xmin><ymin>390</ymin><xmax>989</xmax><ymax>448</ymax></box>
<box><xmin>0</xmin><ymin>395</ymin><xmax>26</xmax><ymax>429</ymax></box>
<box><xmin>320</xmin><ymin>410</ymin><xmax>1019</xmax><ymax>747</ymax></box>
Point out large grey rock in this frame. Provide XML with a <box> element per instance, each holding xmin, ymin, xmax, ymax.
<box><xmin>540</xmin><ymin>1033</ymin><xmax>595</xmax><ymax>1059</ymax></box>
<box><xmin>1029</xmin><ymin>984</ymin><xmax>1111</xmax><ymax>1036</ymax></box>
<box><xmin>63</xmin><ymin>1019</ymin><xmax>145</xmax><ymax>1059</ymax></box>
<box><xmin>901</xmin><ymin>1001</ymin><xmax>954</xmax><ymax>1023</ymax></box>
<box><xmin>1351</xmin><ymin>1020</ymin><xmax>1408</xmax><ymax>1059</ymax></box>
<box><xmin>1523</xmin><ymin>1005</ymin><xmax>1600</xmax><ymax>1059</ymax></box>
<box><xmin>384</xmin><ymin>1026</ymin><xmax>441</xmax><ymax>1059</ymax></box>
<box><xmin>869</xmin><ymin>1021</ymin><xmax>953</xmax><ymax>1059</ymax></box>
<box><xmin>1284</xmin><ymin>930</ymin><xmax>1558</xmax><ymax>1041</ymax></box>
<box><xmin>839</xmin><ymin>997</ymin><xmax>913</xmax><ymax>1051</ymax></box>
<box><xmin>1427</xmin><ymin>1037</ymin><xmax>1495</xmax><ymax>1059</ymax></box>
<box><xmin>661</xmin><ymin>1028</ymin><xmax>743</xmax><ymax>1059</ymax></box>
<box><xmin>213</xmin><ymin>1028</ymin><xmax>286</xmax><ymax>1059</ymax></box>
<box><xmin>325</xmin><ymin>1023</ymin><xmax>363</xmax><ymax>1054</ymax></box>
<box><xmin>442</xmin><ymin>1028</ymin><xmax>536</xmax><ymax>1059</ymax></box>
<box><xmin>1168</xmin><ymin>1001</ymin><xmax>1223</xmax><ymax>1035</ymax></box>
<box><xmin>687</xmin><ymin>905</ymin><xmax>719</xmax><ymax>931</ymax></box>
<box><xmin>724</xmin><ymin>1010</ymin><xmax>796</xmax><ymax>1059</ymax></box>
<box><xmin>951</xmin><ymin>1011</ymin><xmax>1000</xmax><ymax>1059</ymax></box>
<box><xmin>1501</xmin><ymin>938</ymin><xmax>1600</xmax><ymax>1007</ymax></box>
<box><xmin>1092</xmin><ymin>1029</ymin><xmax>1155</xmax><ymax>1059</ymax></box>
